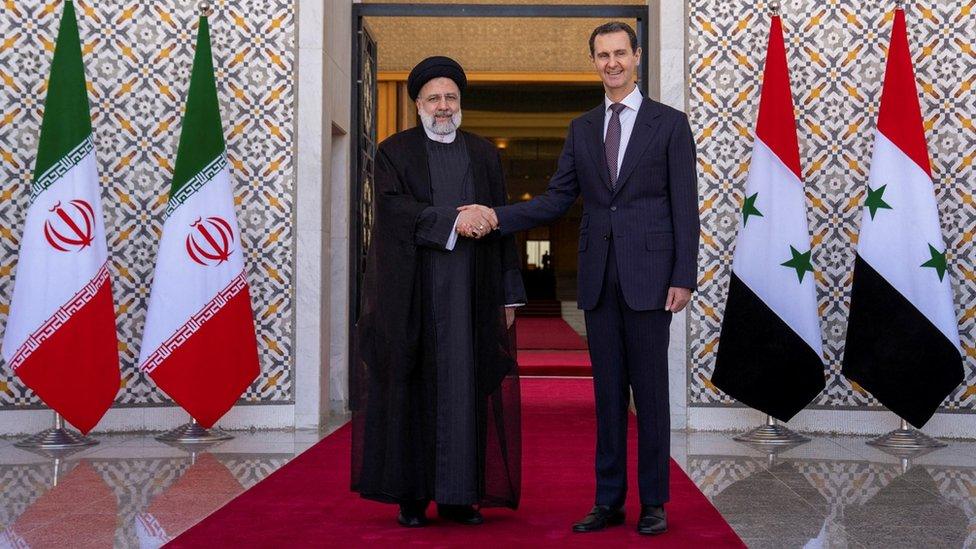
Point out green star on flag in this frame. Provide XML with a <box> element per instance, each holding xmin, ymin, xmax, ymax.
<box><xmin>781</xmin><ymin>245</ymin><xmax>814</xmax><ymax>283</ymax></box>
<box><xmin>921</xmin><ymin>244</ymin><xmax>948</xmax><ymax>281</ymax></box>
<box><xmin>864</xmin><ymin>184</ymin><xmax>893</xmax><ymax>219</ymax></box>
<box><xmin>742</xmin><ymin>192</ymin><xmax>764</xmax><ymax>226</ymax></box>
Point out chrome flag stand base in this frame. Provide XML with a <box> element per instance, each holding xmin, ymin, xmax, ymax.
<box><xmin>14</xmin><ymin>413</ymin><xmax>98</xmax><ymax>450</ymax></box>
<box><xmin>867</xmin><ymin>418</ymin><xmax>946</xmax><ymax>453</ymax></box>
<box><xmin>734</xmin><ymin>414</ymin><xmax>810</xmax><ymax>446</ymax></box>
<box><xmin>156</xmin><ymin>418</ymin><xmax>233</xmax><ymax>443</ymax></box>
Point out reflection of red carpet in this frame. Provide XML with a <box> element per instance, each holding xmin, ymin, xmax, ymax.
<box><xmin>171</xmin><ymin>379</ymin><xmax>743</xmax><ymax>547</ymax></box>
<box><xmin>516</xmin><ymin>317</ymin><xmax>591</xmax><ymax>376</ymax></box>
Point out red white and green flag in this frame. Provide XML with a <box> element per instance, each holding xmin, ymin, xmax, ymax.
<box><xmin>138</xmin><ymin>12</ymin><xmax>259</xmax><ymax>428</ymax></box>
<box><xmin>1</xmin><ymin>0</ymin><xmax>119</xmax><ymax>435</ymax></box>
<box><xmin>842</xmin><ymin>8</ymin><xmax>962</xmax><ymax>428</ymax></box>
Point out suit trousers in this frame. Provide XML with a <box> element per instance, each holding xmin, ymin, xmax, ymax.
<box><xmin>584</xmin><ymin>242</ymin><xmax>672</xmax><ymax>507</ymax></box>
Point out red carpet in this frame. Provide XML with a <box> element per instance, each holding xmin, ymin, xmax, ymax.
<box><xmin>515</xmin><ymin>317</ymin><xmax>587</xmax><ymax>350</ymax></box>
<box><xmin>171</xmin><ymin>379</ymin><xmax>743</xmax><ymax>547</ymax></box>
<box><xmin>518</xmin><ymin>350</ymin><xmax>592</xmax><ymax>377</ymax></box>
<box><xmin>516</xmin><ymin>317</ymin><xmax>591</xmax><ymax>376</ymax></box>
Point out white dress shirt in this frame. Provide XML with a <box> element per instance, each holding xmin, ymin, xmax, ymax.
<box><xmin>602</xmin><ymin>85</ymin><xmax>644</xmax><ymax>179</ymax></box>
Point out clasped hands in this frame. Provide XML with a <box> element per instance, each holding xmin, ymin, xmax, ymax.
<box><xmin>455</xmin><ymin>204</ymin><xmax>498</xmax><ymax>239</ymax></box>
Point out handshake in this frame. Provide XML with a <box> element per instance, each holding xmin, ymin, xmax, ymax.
<box><xmin>455</xmin><ymin>204</ymin><xmax>499</xmax><ymax>239</ymax></box>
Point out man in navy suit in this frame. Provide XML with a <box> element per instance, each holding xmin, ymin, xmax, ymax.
<box><xmin>460</xmin><ymin>21</ymin><xmax>699</xmax><ymax>535</ymax></box>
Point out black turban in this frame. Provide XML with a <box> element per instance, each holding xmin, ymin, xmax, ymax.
<box><xmin>407</xmin><ymin>56</ymin><xmax>467</xmax><ymax>101</ymax></box>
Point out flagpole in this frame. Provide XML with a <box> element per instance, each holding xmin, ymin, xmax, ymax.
<box><xmin>14</xmin><ymin>411</ymin><xmax>99</xmax><ymax>449</ymax></box>
<box><xmin>734</xmin><ymin>413</ymin><xmax>810</xmax><ymax>446</ymax></box>
<box><xmin>867</xmin><ymin>416</ymin><xmax>946</xmax><ymax>453</ymax></box>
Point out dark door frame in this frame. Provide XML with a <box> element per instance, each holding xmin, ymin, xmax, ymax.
<box><xmin>349</xmin><ymin>3</ymin><xmax>652</xmax><ymax>342</ymax></box>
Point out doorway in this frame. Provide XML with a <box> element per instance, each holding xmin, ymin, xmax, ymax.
<box><xmin>349</xmin><ymin>3</ymin><xmax>650</xmax><ymax>328</ymax></box>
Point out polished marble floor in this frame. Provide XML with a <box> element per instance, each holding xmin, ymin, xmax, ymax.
<box><xmin>1</xmin><ymin>425</ymin><xmax>974</xmax><ymax>548</ymax></box>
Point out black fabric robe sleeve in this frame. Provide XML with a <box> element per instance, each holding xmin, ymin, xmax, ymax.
<box><xmin>416</xmin><ymin>206</ymin><xmax>459</xmax><ymax>251</ymax></box>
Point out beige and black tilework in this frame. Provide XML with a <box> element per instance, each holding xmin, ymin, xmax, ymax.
<box><xmin>688</xmin><ymin>0</ymin><xmax>976</xmax><ymax>411</ymax></box>
<box><xmin>0</xmin><ymin>0</ymin><xmax>296</xmax><ymax>408</ymax></box>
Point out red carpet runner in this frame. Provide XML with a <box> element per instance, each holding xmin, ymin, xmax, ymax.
<box><xmin>515</xmin><ymin>317</ymin><xmax>592</xmax><ymax>377</ymax></box>
<box><xmin>171</xmin><ymin>379</ymin><xmax>743</xmax><ymax>547</ymax></box>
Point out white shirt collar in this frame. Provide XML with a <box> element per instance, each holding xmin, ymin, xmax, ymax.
<box><xmin>604</xmin><ymin>85</ymin><xmax>643</xmax><ymax>114</ymax></box>
<box><xmin>422</xmin><ymin>125</ymin><xmax>457</xmax><ymax>143</ymax></box>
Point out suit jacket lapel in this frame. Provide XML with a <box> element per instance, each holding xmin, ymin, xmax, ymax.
<box><xmin>582</xmin><ymin>105</ymin><xmax>611</xmax><ymax>190</ymax></box>
<box><xmin>614</xmin><ymin>98</ymin><xmax>663</xmax><ymax>193</ymax></box>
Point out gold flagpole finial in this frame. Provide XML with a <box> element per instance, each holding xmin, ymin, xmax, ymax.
<box><xmin>770</xmin><ymin>1</ymin><xmax>781</xmax><ymax>15</ymax></box>
<box><xmin>198</xmin><ymin>1</ymin><xmax>213</xmax><ymax>17</ymax></box>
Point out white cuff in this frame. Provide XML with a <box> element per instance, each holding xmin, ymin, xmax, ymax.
<box><xmin>445</xmin><ymin>215</ymin><xmax>460</xmax><ymax>251</ymax></box>
<box><xmin>504</xmin><ymin>303</ymin><xmax>525</xmax><ymax>308</ymax></box>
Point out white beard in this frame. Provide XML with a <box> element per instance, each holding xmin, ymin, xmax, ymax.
<box><xmin>420</xmin><ymin>109</ymin><xmax>462</xmax><ymax>135</ymax></box>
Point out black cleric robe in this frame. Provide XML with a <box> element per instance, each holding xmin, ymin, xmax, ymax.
<box><xmin>351</xmin><ymin>126</ymin><xmax>526</xmax><ymax>509</ymax></box>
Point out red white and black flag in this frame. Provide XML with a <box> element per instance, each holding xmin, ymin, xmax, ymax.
<box><xmin>841</xmin><ymin>8</ymin><xmax>963</xmax><ymax>428</ymax></box>
<box><xmin>711</xmin><ymin>14</ymin><xmax>826</xmax><ymax>421</ymax></box>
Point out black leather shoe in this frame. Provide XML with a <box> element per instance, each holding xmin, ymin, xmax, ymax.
<box><xmin>397</xmin><ymin>502</ymin><xmax>428</xmax><ymax>528</ymax></box>
<box><xmin>637</xmin><ymin>505</ymin><xmax>667</xmax><ymax>535</ymax></box>
<box><xmin>572</xmin><ymin>505</ymin><xmax>625</xmax><ymax>532</ymax></box>
<box><xmin>437</xmin><ymin>504</ymin><xmax>484</xmax><ymax>525</ymax></box>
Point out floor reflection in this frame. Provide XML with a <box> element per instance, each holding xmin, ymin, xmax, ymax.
<box><xmin>680</xmin><ymin>432</ymin><xmax>976</xmax><ymax>548</ymax></box>
<box><xmin>0</xmin><ymin>430</ymin><xmax>326</xmax><ymax>548</ymax></box>
<box><xmin>3</xmin><ymin>429</ymin><xmax>975</xmax><ymax>548</ymax></box>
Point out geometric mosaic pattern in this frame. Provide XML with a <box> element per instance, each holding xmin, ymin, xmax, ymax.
<box><xmin>688</xmin><ymin>1</ymin><xmax>976</xmax><ymax>411</ymax></box>
<box><xmin>0</xmin><ymin>0</ymin><xmax>296</xmax><ymax>408</ymax></box>
<box><xmin>687</xmin><ymin>455</ymin><xmax>976</xmax><ymax>545</ymax></box>
<box><xmin>687</xmin><ymin>456</ymin><xmax>976</xmax><ymax>547</ymax></box>
<box><xmin>0</xmin><ymin>455</ymin><xmax>290</xmax><ymax>546</ymax></box>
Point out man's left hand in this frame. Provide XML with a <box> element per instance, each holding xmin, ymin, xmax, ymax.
<box><xmin>665</xmin><ymin>287</ymin><xmax>692</xmax><ymax>313</ymax></box>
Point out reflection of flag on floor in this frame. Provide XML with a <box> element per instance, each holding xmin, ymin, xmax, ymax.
<box><xmin>841</xmin><ymin>8</ymin><xmax>962</xmax><ymax>428</ymax></box>
<box><xmin>2</xmin><ymin>461</ymin><xmax>117</xmax><ymax>547</ymax></box>
<box><xmin>0</xmin><ymin>0</ymin><xmax>119</xmax><ymax>435</ymax></box>
<box><xmin>134</xmin><ymin>453</ymin><xmax>244</xmax><ymax>547</ymax></box>
<box><xmin>138</xmin><ymin>11</ymin><xmax>259</xmax><ymax>428</ymax></box>
<box><xmin>711</xmin><ymin>14</ymin><xmax>825</xmax><ymax>421</ymax></box>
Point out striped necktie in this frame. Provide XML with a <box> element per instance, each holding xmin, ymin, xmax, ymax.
<box><xmin>605</xmin><ymin>102</ymin><xmax>626</xmax><ymax>190</ymax></box>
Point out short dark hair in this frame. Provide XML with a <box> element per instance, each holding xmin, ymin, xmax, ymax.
<box><xmin>589</xmin><ymin>21</ymin><xmax>638</xmax><ymax>57</ymax></box>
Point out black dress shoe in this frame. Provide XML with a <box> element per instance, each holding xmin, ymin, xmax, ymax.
<box><xmin>572</xmin><ymin>505</ymin><xmax>625</xmax><ymax>532</ymax></box>
<box><xmin>637</xmin><ymin>505</ymin><xmax>667</xmax><ymax>535</ymax></box>
<box><xmin>437</xmin><ymin>504</ymin><xmax>484</xmax><ymax>525</ymax></box>
<box><xmin>397</xmin><ymin>502</ymin><xmax>429</xmax><ymax>528</ymax></box>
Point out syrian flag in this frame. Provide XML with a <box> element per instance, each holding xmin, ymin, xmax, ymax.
<box><xmin>711</xmin><ymin>14</ymin><xmax>825</xmax><ymax>421</ymax></box>
<box><xmin>841</xmin><ymin>8</ymin><xmax>962</xmax><ymax>428</ymax></box>
<box><xmin>138</xmin><ymin>11</ymin><xmax>259</xmax><ymax>428</ymax></box>
<box><xmin>1</xmin><ymin>0</ymin><xmax>119</xmax><ymax>435</ymax></box>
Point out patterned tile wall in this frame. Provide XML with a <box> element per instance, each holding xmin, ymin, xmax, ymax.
<box><xmin>0</xmin><ymin>0</ymin><xmax>296</xmax><ymax>408</ymax></box>
<box><xmin>688</xmin><ymin>1</ymin><xmax>976</xmax><ymax>411</ymax></box>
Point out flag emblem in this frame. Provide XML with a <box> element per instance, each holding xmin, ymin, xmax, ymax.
<box><xmin>43</xmin><ymin>199</ymin><xmax>96</xmax><ymax>252</ymax></box>
<box><xmin>186</xmin><ymin>216</ymin><xmax>234</xmax><ymax>266</ymax></box>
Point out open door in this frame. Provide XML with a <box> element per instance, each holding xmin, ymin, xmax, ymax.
<box><xmin>351</xmin><ymin>21</ymin><xmax>377</xmax><ymax>321</ymax></box>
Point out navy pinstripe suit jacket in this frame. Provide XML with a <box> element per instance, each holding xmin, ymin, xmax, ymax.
<box><xmin>496</xmin><ymin>97</ymin><xmax>700</xmax><ymax>311</ymax></box>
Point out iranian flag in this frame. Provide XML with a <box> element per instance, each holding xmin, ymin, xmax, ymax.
<box><xmin>841</xmin><ymin>8</ymin><xmax>962</xmax><ymax>428</ymax></box>
<box><xmin>138</xmin><ymin>11</ymin><xmax>259</xmax><ymax>428</ymax></box>
<box><xmin>711</xmin><ymin>14</ymin><xmax>825</xmax><ymax>421</ymax></box>
<box><xmin>1</xmin><ymin>0</ymin><xmax>119</xmax><ymax>435</ymax></box>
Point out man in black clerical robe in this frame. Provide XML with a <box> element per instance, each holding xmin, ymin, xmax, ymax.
<box><xmin>351</xmin><ymin>56</ymin><xmax>525</xmax><ymax>528</ymax></box>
